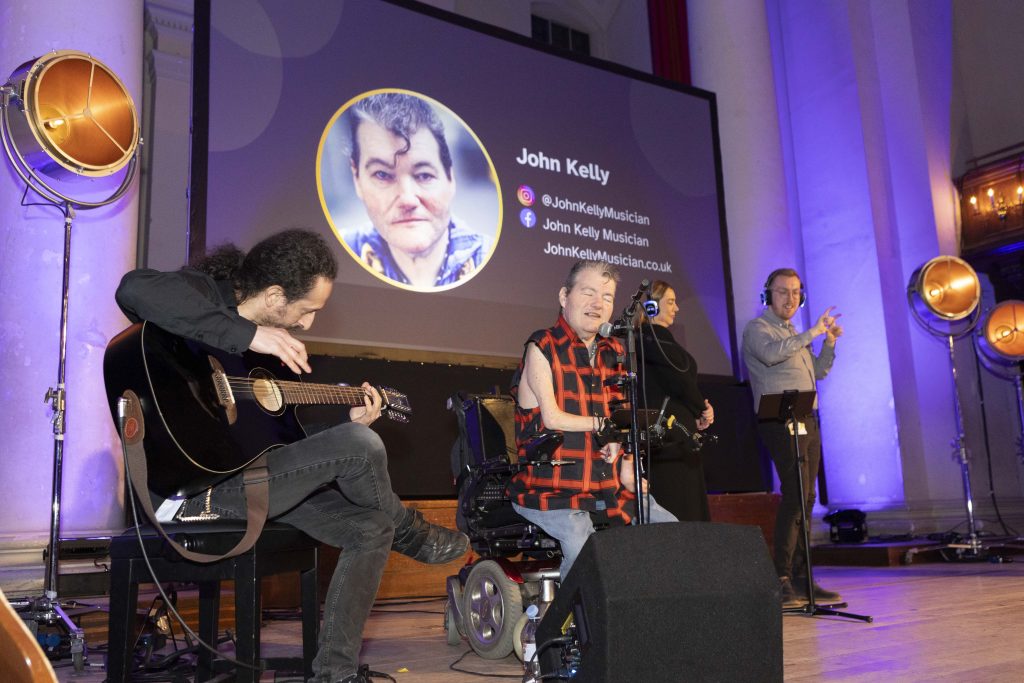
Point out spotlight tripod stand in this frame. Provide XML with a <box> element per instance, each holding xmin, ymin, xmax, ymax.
<box><xmin>759</xmin><ymin>390</ymin><xmax>872</xmax><ymax>623</ymax></box>
<box><xmin>1</xmin><ymin>51</ymin><xmax>140</xmax><ymax>671</ymax></box>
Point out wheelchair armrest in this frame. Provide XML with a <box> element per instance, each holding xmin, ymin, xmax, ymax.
<box><xmin>479</xmin><ymin>461</ymin><xmax>522</xmax><ymax>476</ymax></box>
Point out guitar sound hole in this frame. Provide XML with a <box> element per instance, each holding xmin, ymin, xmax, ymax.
<box><xmin>252</xmin><ymin>378</ymin><xmax>284</xmax><ymax>413</ymax></box>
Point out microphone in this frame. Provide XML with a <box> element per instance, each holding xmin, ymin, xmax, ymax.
<box><xmin>598</xmin><ymin>319</ymin><xmax>630</xmax><ymax>338</ymax></box>
<box><xmin>598</xmin><ymin>279</ymin><xmax>650</xmax><ymax>337</ymax></box>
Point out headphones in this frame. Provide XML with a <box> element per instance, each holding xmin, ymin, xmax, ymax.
<box><xmin>760</xmin><ymin>269</ymin><xmax>807</xmax><ymax>307</ymax></box>
<box><xmin>642</xmin><ymin>283</ymin><xmax>661</xmax><ymax>319</ymax></box>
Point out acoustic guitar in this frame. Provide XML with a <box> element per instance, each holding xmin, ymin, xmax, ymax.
<box><xmin>103</xmin><ymin>321</ymin><xmax>411</xmax><ymax>497</ymax></box>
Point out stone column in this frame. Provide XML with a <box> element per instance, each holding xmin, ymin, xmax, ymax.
<box><xmin>140</xmin><ymin>0</ymin><xmax>195</xmax><ymax>270</ymax></box>
<box><xmin>0</xmin><ymin>0</ymin><xmax>142</xmax><ymax>565</ymax></box>
<box><xmin>687</xmin><ymin>0</ymin><xmax>799</xmax><ymax>334</ymax></box>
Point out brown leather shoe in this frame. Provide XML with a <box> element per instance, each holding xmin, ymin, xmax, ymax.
<box><xmin>392</xmin><ymin>508</ymin><xmax>469</xmax><ymax>564</ymax></box>
<box><xmin>780</xmin><ymin>576</ymin><xmax>807</xmax><ymax>608</ymax></box>
<box><xmin>792</xmin><ymin>576</ymin><xmax>842</xmax><ymax>603</ymax></box>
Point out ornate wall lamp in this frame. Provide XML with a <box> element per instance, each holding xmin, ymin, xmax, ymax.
<box><xmin>958</xmin><ymin>151</ymin><xmax>1024</xmax><ymax>256</ymax></box>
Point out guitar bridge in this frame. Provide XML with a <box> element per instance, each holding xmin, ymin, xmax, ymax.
<box><xmin>208</xmin><ymin>356</ymin><xmax>238</xmax><ymax>424</ymax></box>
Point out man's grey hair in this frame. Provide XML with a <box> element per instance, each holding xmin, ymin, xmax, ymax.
<box><xmin>563</xmin><ymin>260</ymin><xmax>620</xmax><ymax>292</ymax></box>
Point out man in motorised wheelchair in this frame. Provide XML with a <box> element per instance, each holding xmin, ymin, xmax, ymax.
<box><xmin>444</xmin><ymin>259</ymin><xmax>678</xmax><ymax>661</ymax></box>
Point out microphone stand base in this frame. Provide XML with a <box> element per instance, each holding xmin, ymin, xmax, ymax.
<box><xmin>783</xmin><ymin>602</ymin><xmax>872</xmax><ymax>623</ymax></box>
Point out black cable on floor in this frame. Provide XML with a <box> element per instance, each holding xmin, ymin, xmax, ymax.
<box><xmin>448</xmin><ymin>648</ymin><xmax>522</xmax><ymax>679</ymax></box>
<box><xmin>973</xmin><ymin>349</ymin><xmax>1019</xmax><ymax>536</ymax></box>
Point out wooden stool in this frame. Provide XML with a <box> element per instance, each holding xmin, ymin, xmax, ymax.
<box><xmin>106</xmin><ymin>522</ymin><xmax>319</xmax><ymax>682</ymax></box>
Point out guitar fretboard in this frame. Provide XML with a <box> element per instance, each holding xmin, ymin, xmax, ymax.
<box><xmin>227</xmin><ymin>377</ymin><xmax>368</xmax><ymax>406</ymax></box>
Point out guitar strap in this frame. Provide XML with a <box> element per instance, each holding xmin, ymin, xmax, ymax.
<box><xmin>119</xmin><ymin>390</ymin><xmax>271</xmax><ymax>563</ymax></box>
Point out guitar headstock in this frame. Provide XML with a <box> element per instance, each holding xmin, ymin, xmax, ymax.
<box><xmin>378</xmin><ymin>386</ymin><xmax>411</xmax><ymax>423</ymax></box>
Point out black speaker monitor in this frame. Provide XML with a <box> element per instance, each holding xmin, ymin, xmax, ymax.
<box><xmin>536</xmin><ymin>522</ymin><xmax>782</xmax><ymax>682</ymax></box>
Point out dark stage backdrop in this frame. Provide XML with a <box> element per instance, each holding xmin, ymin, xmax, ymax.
<box><xmin>302</xmin><ymin>354</ymin><xmax>766</xmax><ymax>497</ymax></box>
<box><xmin>198</xmin><ymin>0</ymin><xmax>735</xmax><ymax>373</ymax></box>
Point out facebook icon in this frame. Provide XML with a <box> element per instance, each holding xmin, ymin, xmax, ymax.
<box><xmin>520</xmin><ymin>208</ymin><xmax>537</xmax><ymax>228</ymax></box>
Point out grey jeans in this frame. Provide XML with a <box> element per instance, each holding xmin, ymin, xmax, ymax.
<box><xmin>513</xmin><ymin>495</ymin><xmax>678</xmax><ymax>580</ymax></box>
<box><xmin>197</xmin><ymin>422</ymin><xmax>404</xmax><ymax>681</ymax></box>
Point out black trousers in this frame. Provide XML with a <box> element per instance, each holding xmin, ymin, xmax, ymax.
<box><xmin>757</xmin><ymin>416</ymin><xmax>821</xmax><ymax>578</ymax></box>
<box><xmin>648</xmin><ymin>442</ymin><xmax>711</xmax><ymax>522</ymax></box>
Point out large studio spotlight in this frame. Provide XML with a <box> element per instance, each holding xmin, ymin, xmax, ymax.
<box><xmin>975</xmin><ymin>300</ymin><xmax>1024</xmax><ymax>463</ymax></box>
<box><xmin>976</xmin><ymin>299</ymin><xmax>1024</xmax><ymax>366</ymax></box>
<box><xmin>907</xmin><ymin>255</ymin><xmax>982</xmax><ymax>325</ymax></box>
<box><xmin>1</xmin><ymin>49</ymin><xmax>140</xmax><ymax>672</ymax></box>
<box><xmin>1</xmin><ymin>49</ymin><xmax>139</xmax><ymax>203</ymax></box>
<box><xmin>907</xmin><ymin>255</ymin><xmax>984</xmax><ymax>557</ymax></box>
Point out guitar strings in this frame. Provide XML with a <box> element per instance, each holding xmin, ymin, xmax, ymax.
<box><xmin>223</xmin><ymin>377</ymin><xmax>372</xmax><ymax>403</ymax></box>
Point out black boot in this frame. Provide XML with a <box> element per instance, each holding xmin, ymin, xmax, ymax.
<box><xmin>392</xmin><ymin>507</ymin><xmax>469</xmax><ymax>564</ymax></box>
<box><xmin>338</xmin><ymin>664</ymin><xmax>396</xmax><ymax>682</ymax></box>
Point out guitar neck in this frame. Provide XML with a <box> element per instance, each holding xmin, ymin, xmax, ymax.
<box><xmin>267</xmin><ymin>379</ymin><xmax>368</xmax><ymax>407</ymax></box>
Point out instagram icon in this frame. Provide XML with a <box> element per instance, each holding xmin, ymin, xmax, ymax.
<box><xmin>517</xmin><ymin>184</ymin><xmax>535</xmax><ymax>207</ymax></box>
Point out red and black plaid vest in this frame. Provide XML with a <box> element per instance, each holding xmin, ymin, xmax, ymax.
<box><xmin>508</xmin><ymin>315</ymin><xmax>634</xmax><ymax>525</ymax></box>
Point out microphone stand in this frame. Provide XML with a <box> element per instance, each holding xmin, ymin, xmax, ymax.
<box><xmin>603</xmin><ymin>279</ymin><xmax>650</xmax><ymax>523</ymax></box>
<box><xmin>622</xmin><ymin>323</ymin><xmax>648</xmax><ymax>523</ymax></box>
<box><xmin>760</xmin><ymin>390</ymin><xmax>871</xmax><ymax>623</ymax></box>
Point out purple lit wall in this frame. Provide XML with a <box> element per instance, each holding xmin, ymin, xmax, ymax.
<box><xmin>689</xmin><ymin>0</ymin><xmax>971</xmax><ymax>528</ymax></box>
<box><xmin>770</xmin><ymin>1</ymin><xmax>907</xmax><ymax>508</ymax></box>
<box><xmin>770</xmin><ymin>0</ymin><xmax>964</xmax><ymax>512</ymax></box>
<box><xmin>0</xmin><ymin>1</ymin><xmax>141</xmax><ymax>545</ymax></box>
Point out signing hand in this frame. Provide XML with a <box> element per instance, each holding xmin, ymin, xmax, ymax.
<box><xmin>697</xmin><ymin>399</ymin><xmax>714</xmax><ymax>430</ymax></box>
<box><xmin>813</xmin><ymin>306</ymin><xmax>842</xmax><ymax>338</ymax></box>
<box><xmin>618</xmin><ymin>455</ymin><xmax>648</xmax><ymax>494</ymax></box>
<box><xmin>249</xmin><ymin>326</ymin><xmax>311</xmax><ymax>374</ymax></box>
<box><xmin>600</xmin><ymin>441</ymin><xmax>622</xmax><ymax>465</ymax></box>
<box><xmin>349</xmin><ymin>382</ymin><xmax>383</xmax><ymax>426</ymax></box>
<box><xmin>826</xmin><ymin>319</ymin><xmax>844</xmax><ymax>344</ymax></box>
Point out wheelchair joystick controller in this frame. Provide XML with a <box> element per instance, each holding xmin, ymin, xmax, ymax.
<box><xmin>521</xmin><ymin>430</ymin><xmax>565</xmax><ymax>466</ymax></box>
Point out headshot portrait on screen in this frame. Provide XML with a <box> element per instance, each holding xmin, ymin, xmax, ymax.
<box><xmin>317</xmin><ymin>89</ymin><xmax>501</xmax><ymax>292</ymax></box>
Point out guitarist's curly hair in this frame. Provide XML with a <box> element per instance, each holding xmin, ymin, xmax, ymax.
<box><xmin>192</xmin><ymin>229</ymin><xmax>338</xmax><ymax>303</ymax></box>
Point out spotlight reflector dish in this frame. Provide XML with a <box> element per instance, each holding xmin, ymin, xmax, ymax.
<box><xmin>4</xmin><ymin>50</ymin><xmax>138</xmax><ymax>179</ymax></box>
<box><xmin>908</xmin><ymin>255</ymin><xmax>981</xmax><ymax>322</ymax></box>
<box><xmin>978</xmin><ymin>299</ymin><xmax>1024</xmax><ymax>364</ymax></box>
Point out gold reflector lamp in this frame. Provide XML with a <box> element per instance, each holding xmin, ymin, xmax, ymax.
<box><xmin>907</xmin><ymin>255</ymin><xmax>981</xmax><ymax>323</ymax></box>
<box><xmin>977</xmin><ymin>300</ymin><xmax>1024</xmax><ymax>366</ymax></box>
<box><xmin>4</xmin><ymin>50</ymin><xmax>138</xmax><ymax>180</ymax></box>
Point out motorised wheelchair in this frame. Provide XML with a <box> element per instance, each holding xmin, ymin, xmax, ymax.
<box><xmin>444</xmin><ymin>392</ymin><xmax>565</xmax><ymax>660</ymax></box>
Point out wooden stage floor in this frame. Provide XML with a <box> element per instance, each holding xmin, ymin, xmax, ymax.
<box><xmin>55</xmin><ymin>561</ymin><xmax>1024</xmax><ymax>682</ymax></box>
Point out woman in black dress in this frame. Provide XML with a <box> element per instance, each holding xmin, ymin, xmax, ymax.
<box><xmin>637</xmin><ymin>280</ymin><xmax>715</xmax><ymax>521</ymax></box>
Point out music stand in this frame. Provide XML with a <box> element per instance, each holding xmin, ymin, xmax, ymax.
<box><xmin>758</xmin><ymin>390</ymin><xmax>871</xmax><ymax>623</ymax></box>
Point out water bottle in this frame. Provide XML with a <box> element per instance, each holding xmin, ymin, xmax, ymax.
<box><xmin>521</xmin><ymin>603</ymin><xmax>542</xmax><ymax>683</ymax></box>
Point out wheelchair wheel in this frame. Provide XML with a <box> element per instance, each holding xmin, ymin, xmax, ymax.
<box><xmin>445</xmin><ymin>575</ymin><xmax>465</xmax><ymax>646</ymax></box>
<box><xmin>444</xmin><ymin>599</ymin><xmax>463</xmax><ymax>646</ymax></box>
<box><xmin>461</xmin><ymin>559</ymin><xmax>523</xmax><ymax>659</ymax></box>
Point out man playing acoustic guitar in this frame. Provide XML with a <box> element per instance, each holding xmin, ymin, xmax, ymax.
<box><xmin>115</xmin><ymin>228</ymin><xmax>468</xmax><ymax>683</ymax></box>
